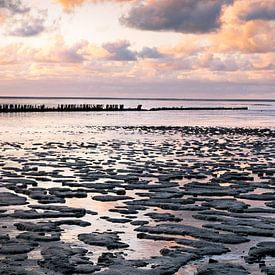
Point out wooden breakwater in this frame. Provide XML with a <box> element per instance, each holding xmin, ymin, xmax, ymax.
<box><xmin>0</xmin><ymin>104</ymin><xmax>142</xmax><ymax>113</ymax></box>
<box><xmin>0</xmin><ymin>104</ymin><xmax>248</xmax><ymax>113</ymax></box>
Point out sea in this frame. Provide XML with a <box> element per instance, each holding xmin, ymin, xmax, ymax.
<box><xmin>0</xmin><ymin>97</ymin><xmax>274</xmax><ymax>142</ymax></box>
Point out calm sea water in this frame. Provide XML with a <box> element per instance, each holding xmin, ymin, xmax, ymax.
<box><xmin>0</xmin><ymin>98</ymin><xmax>274</xmax><ymax>142</ymax></box>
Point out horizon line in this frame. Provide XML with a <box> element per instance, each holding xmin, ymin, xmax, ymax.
<box><xmin>0</xmin><ymin>96</ymin><xmax>274</xmax><ymax>102</ymax></box>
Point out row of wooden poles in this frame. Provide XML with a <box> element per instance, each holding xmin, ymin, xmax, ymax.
<box><xmin>0</xmin><ymin>104</ymin><xmax>248</xmax><ymax>113</ymax></box>
<box><xmin>0</xmin><ymin>104</ymin><xmax>143</xmax><ymax>112</ymax></box>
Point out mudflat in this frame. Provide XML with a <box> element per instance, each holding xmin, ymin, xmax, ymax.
<box><xmin>0</xmin><ymin>126</ymin><xmax>274</xmax><ymax>274</ymax></box>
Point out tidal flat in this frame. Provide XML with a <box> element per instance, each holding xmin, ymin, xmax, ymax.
<box><xmin>0</xmin><ymin>126</ymin><xmax>274</xmax><ymax>275</ymax></box>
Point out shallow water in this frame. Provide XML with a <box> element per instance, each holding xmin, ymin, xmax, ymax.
<box><xmin>0</xmin><ymin>99</ymin><xmax>274</xmax><ymax>135</ymax></box>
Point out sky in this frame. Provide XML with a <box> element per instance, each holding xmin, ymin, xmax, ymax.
<box><xmin>0</xmin><ymin>0</ymin><xmax>274</xmax><ymax>99</ymax></box>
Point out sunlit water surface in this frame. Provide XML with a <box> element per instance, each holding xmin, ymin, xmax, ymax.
<box><xmin>0</xmin><ymin>99</ymin><xmax>274</xmax><ymax>142</ymax></box>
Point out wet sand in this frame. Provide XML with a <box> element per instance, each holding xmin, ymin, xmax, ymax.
<box><xmin>0</xmin><ymin>126</ymin><xmax>274</xmax><ymax>274</ymax></box>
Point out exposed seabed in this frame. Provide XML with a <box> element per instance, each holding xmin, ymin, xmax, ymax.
<box><xmin>0</xmin><ymin>126</ymin><xmax>274</xmax><ymax>275</ymax></box>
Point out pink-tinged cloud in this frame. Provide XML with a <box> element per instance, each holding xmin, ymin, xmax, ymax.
<box><xmin>33</xmin><ymin>36</ymin><xmax>87</xmax><ymax>63</ymax></box>
<box><xmin>0</xmin><ymin>0</ymin><xmax>274</xmax><ymax>98</ymax></box>
<box><xmin>162</xmin><ymin>0</ymin><xmax>275</xmax><ymax>56</ymax></box>
<box><xmin>210</xmin><ymin>0</ymin><xmax>275</xmax><ymax>54</ymax></box>
<box><xmin>0</xmin><ymin>9</ymin><xmax>7</xmax><ymax>23</ymax></box>
<box><xmin>211</xmin><ymin>20</ymin><xmax>275</xmax><ymax>53</ymax></box>
<box><xmin>0</xmin><ymin>44</ymin><xmax>21</xmax><ymax>65</ymax></box>
<box><xmin>0</xmin><ymin>0</ymin><xmax>29</xmax><ymax>24</ymax></box>
<box><xmin>54</xmin><ymin>0</ymin><xmax>133</xmax><ymax>10</ymax></box>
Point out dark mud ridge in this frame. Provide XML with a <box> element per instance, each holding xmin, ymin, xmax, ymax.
<box><xmin>0</xmin><ymin>126</ymin><xmax>274</xmax><ymax>274</ymax></box>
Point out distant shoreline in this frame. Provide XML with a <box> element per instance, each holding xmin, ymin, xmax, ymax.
<box><xmin>0</xmin><ymin>96</ymin><xmax>274</xmax><ymax>102</ymax></box>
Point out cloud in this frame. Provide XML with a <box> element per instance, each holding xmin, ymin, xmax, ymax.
<box><xmin>0</xmin><ymin>9</ymin><xmax>6</xmax><ymax>23</ymax></box>
<box><xmin>1</xmin><ymin>1</ymin><xmax>55</xmax><ymax>37</ymax></box>
<box><xmin>102</xmin><ymin>41</ymin><xmax>164</xmax><ymax>61</ymax></box>
<box><xmin>0</xmin><ymin>0</ymin><xmax>29</xmax><ymax>14</ymax></box>
<box><xmin>211</xmin><ymin>20</ymin><xmax>275</xmax><ymax>53</ymax></box>
<box><xmin>0</xmin><ymin>38</ymin><xmax>274</xmax><ymax>98</ymax></box>
<box><xmin>0</xmin><ymin>0</ymin><xmax>29</xmax><ymax>23</ymax></box>
<box><xmin>103</xmin><ymin>40</ymin><xmax>137</xmax><ymax>61</ymax></box>
<box><xmin>138</xmin><ymin>47</ymin><xmax>163</xmax><ymax>59</ymax></box>
<box><xmin>0</xmin><ymin>3</ymin><xmax>274</xmax><ymax>99</ymax></box>
<box><xmin>208</xmin><ymin>0</ymin><xmax>275</xmax><ymax>54</ymax></box>
<box><xmin>54</xmin><ymin>0</ymin><xmax>133</xmax><ymax>11</ymax></box>
<box><xmin>0</xmin><ymin>44</ymin><xmax>21</xmax><ymax>65</ymax></box>
<box><xmin>241</xmin><ymin>1</ymin><xmax>275</xmax><ymax>21</ymax></box>
<box><xmin>0</xmin><ymin>37</ymin><xmax>161</xmax><ymax>67</ymax></box>
<box><xmin>162</xmin><ymin>1</ymin><xmax>275</xmax><ymax>55</ymax></box>
<box><xmin>79</xmin><ymin>44</ymin><xmax>109</xmax><ymax>59</ymax></box>
<box><xmin>55</xmin><ymin>0</ymin><xmax>87</xmax><ymax>10</ymax></box>
<box><xmin>120</xmin><ymin>0</ymin><xmax>232</xmax><ymax>33</ymax></box>
<box><xmin>33</xmin><ymin>36</ymin><xmax>87</xmax><ymax>63</ymax></box>
<box><xmin>5</xmin><ymin>10</ymin><xmax>49</xmax><ymax>37</ymax></box>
